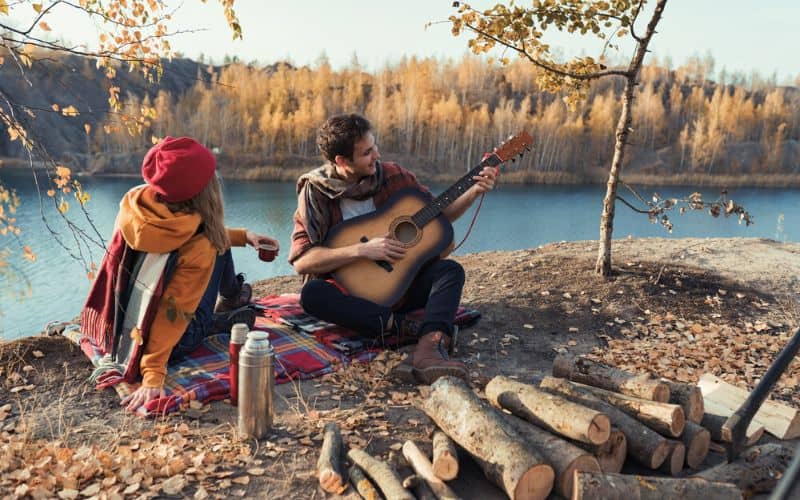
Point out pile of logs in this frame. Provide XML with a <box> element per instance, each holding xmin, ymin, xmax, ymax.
<box><xmin>316</xmin><ymin>354</ymin><xmax>795</xmax><ymax>499</ymax></box>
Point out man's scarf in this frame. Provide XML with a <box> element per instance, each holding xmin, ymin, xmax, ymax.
<box><xmin>296</xmin><ymin>161</ymin><xmax>385</xmax><ymax>244</ymax></box>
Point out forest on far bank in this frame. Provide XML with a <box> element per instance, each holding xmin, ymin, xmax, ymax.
<box><xmin>2</xmin><ymin>50</ymin><xmax>799</xmax><ymax>186</ymax></box>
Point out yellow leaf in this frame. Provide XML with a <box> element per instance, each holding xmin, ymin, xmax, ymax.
<box><xmin>61</xmin><ymin>105</ymin><xmax>79</xmax><ymax>117</ymax></box>
<box><xmin>58</xmin><ymin>199</ymin><xmax>69</xmax><ymax>214</ymax></box>
<box><xmin>0</xmin><ymin>0</ymin><xmax>8</xmax><ymax>15</ymax></box>
<box><xmin>51</xmin><ymin>103</ymin><xmax>60</xmax><ymax>112</ymax></box>
<box><xmin>32</xmin><ymin>3</ymin><xmax>42</xmax><ymax>13</ymax></box>
<box><xmin>39</xmin><ymin>21</ymin><xmax>51</xmax><ymax>32</ymax></box>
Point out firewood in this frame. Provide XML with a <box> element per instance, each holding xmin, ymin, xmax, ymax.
<box><xmin>700</xmin><ymin>412</ymin><xmax>764</xmax><ymax>445</ymax></box>
<box><xmin>566</xmin><ymin>380</ymin><xmax>686</xmax><ymax>437</ymax></box>
<box><xmin>537</xmin><ymin>376</ymin><xmax>671</xmax><ymax>469</ymax></box>
<box><xmin>692</xmin><ymin>443</ymin><xmax>793</xmax><ymax>495</ymax></box>
<box><xmin>402</xmin><ymin>440</ymin><xmax>461</xmax><ymax>500</ymax></box>
<box><xmin>485</xmin><ymin>375</ymin><xmax>611</xmax><ymax>445</ymax></box>
<box><xmin>663</xmin><ymin>379</ymin><xmax>705</xmax><ymax>424</ymax></box>
<box><xmin>499</xmin><ymin>412</ymin><xmax>601</xmax><ymax>499</ymax></box>
<box><xmin>347</xmin><ymin>448</ymin><xmax>414</xmax><ymax>500</ymax></box>
<box><xmin>316</xmin><ymin>422</ymin><xmax>346</xmax><ymax>494</ymax></box>
<box><xmin>402</xmin><ymin>475</ymin><xmax>437</xmax><ymax>500</ymax></box>
<box><xmin>348</xmin><ymin>464</ymin><xmax>379</xmax><ymax>500</ymax></box>
<box><xmin>681</xmin><ymin>421</ymin><xmax>711</xmax><ymax>469</ymax></box>
<box><xmin>569</xmin><ymin>427</ymin><xmax>627</xmax><ymax>473</ymax></box>
<box><xmin>432</xmin><ymin>430</ymin><xmax>459</xmax><ymax>481</ymax></box>
<box><xmin>552</xmin><ymin>354</ymin><xmax>670</xmax><ymax>402</ymax></box>
<box><xmin>422</xmin><ymin>376</ymin><xmax>555</xmax><ymax>500</ymax></box>
<box><xmin>658</xmin><ymin>440</ymin><xmax>686</xmax><ymax>476</ymax></box>
<box><xmin>572</xmin><ymin>471</ymin><xmax>743</xmax><ymax>500</ymax></box>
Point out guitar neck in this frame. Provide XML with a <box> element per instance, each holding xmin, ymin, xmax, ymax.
<box><xmin>411</xmin><ymin>154</ymin><xmax>502</xmax><ymax>228</ymax></box>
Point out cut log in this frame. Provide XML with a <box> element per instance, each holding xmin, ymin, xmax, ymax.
<box><xmin>658</xmin><ymin>440</ymin><xmax>686</xmax><ymax>476</ymax></box>
<box><xmin>572</xmin><ymin>471</ymin><xmax>744</xmax><ymax>500</ymax></box>
<box><xmin>681</xmin><ymin>421</ymin><xmax>711</xmax><ymax>470</ymax></box>
<box><xmin>347</xmin><ymin>448</ymin><xmax>414</xmax><ymax>500</ymax></box>
<box><xmin>700</xmin><ymin>412</ymin><xmax>764</xmax><ymax>445</ymax></box>
<box><xmin>422</xmin><ymin>376</ymin><xmax>555</xmax><ymax>500</ymax></box>
<box><xmin>537</xmin><ymin>376</ymin><xmax>671</xmax><ymax>469</ymax></box>
<box><xmin>552</xmin><ymin>354</ymin><xmax>670</xmax><ymax>402</ymax></box>
<box><xmin>402</xmin><ymin>440</ymin><xmax>461</xmax><ymax>500</ymax></box>
<box><xmin>499</xmin><ymin>412</ymin><xmax>601</xmax><ymax>499</ymax></box>
<box><xmin>664</xmin><ymin>380</ymin><xmax>705</xmax><ymax>424</ymax></box>
<box><xmin>485</xmin><ymin>375</ymin><xmax>611</xmax><ymax>445</ymax></box>
<box><xmin>567</xmin><ymin>380</ymin><xmax>685</xmax><ymax>437</ymax></box>
<box><xmin>402</xmin><ymin>475</ymin><xmax>437</xmax><ymax>500</ymax></box>
<box><xmin>432</xmin><ymin>430</ymin><xmax>459</xmax><ymax>481</ymax></box>
<box><xmin>698</xmin><ymin>373</ymin><xmax>800</xmax><ymax>439</ymax></box>
<box><xmin>693</xmin><ymin>443</ymin><xmax>793</xmax><ymax>495</ymax></box>
<box><xmin>348</xmin><ymin>464</ymin><xmax>379</xmax><ymax>500</ymax></box>
<box><xmin>570</xmin><ymin>428</ymin><xmax>627</xmax><ymax>473</ymax></box>
<box><xmin>316</xmin><ymin>422</ymin><xmax>346</xmax><ymax>494</ymax></box>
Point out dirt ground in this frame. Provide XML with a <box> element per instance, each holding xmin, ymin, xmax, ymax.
<box><xmin>1</xmin><ymin>237</ymin><xmax>799</xmax><ymax>499</ymax></box>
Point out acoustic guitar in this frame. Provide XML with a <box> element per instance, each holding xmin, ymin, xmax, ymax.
<box><xmin>324</xmin><ymin>131</ymin><xmax>534</xmax><ymax>307</ymax></box>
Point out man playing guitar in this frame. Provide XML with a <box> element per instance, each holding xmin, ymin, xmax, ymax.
<box><xmin>288</xmin><ymin>113</ymin><xmax>496</xmax><ymax>384</ymax></box>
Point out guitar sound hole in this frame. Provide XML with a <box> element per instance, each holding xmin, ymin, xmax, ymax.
<box><xmin>393</xmin><ymin>220</ymin><xmax>418</xmax><ymax>244</ymax></box>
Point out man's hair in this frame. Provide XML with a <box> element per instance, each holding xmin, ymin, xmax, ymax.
<box><xmin>316</xmin><ymin>113</ymin><xmax>373</xmax><ymax>163</ymax></box>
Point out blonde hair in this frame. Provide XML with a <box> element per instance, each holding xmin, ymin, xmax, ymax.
<box><xmin>165</xmin><ymin>174</ymin><xmax>230</xmax><ymax>254</ymax></box>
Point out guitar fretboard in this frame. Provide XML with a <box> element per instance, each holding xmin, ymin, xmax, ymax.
<box><xmin>411</xmin><ymin>154</ymin><xmax>502</xmax><ymax>228</ymax></box>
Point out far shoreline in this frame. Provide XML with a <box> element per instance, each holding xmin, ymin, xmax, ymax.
<box><xmin>3</xmin><ymin>157</ymin><xmax>800</xmax><ymax>189</ymax></box>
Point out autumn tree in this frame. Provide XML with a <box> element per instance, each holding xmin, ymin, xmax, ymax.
<box><xmin>0</xmin><ymin>0</ymin><xmax>241</xmax><ymax>293</ymax></box>
<box><xmin>450</xmin><ymin>0</ymin><xmax>668</xmax><ymax>275</ymax></box>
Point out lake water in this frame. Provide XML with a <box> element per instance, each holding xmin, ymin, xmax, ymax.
<box><xmin>1</xmin><ymin>169</ymin><xmax>797</xmax><ymax>339</ymax></box>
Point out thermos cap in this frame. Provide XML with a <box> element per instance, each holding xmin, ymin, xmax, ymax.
<box><xmin>243</xmin><ymin>330</ymin><xmax>272</xmax><ymax>354</ymax></box>
<box><xmin>231</xmin><ymin>323</ymin><xmax>249</xmax><ymax>344</ymax></box>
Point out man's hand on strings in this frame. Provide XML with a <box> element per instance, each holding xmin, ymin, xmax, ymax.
<box><xmin>358</xmin><ymin>235</ymin><xmax>406</xmax><ymax>262</ymax></box>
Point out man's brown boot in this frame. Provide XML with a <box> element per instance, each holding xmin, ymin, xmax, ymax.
<box><xmin>412</xmin><ymin>331</ymin><xmax>467</xmax><ymax>385</ymax></box>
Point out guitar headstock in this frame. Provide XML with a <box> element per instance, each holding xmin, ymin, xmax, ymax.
<box><xmin>493</xmin><ymin>130</ymin><xmax>534</xmax><ymax>163</ymax></box>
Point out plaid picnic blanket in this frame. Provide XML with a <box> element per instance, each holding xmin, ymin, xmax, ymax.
<box><xmin>65</xmin><ymin>318</ymin><xmax>380</xmax><ymax>417</ymax></box>
<box><xmin>66</xmin><ymin>297</ymin><xmax>480</xmax><ymax>417</ymax></box>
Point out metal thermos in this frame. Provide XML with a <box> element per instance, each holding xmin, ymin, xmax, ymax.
<box><xmin>237</xmin><ymin>330</ymin><xmax>274</xmax><ymax>439</ymax></box>
<box><xmin>228</xmin><ymin>323</ymin><xmax>249</xmax><ymax>406</ymax></box>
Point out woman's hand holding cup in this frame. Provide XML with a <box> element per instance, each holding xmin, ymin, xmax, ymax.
<box><xmin>245</xmin><ymin>231</ymin><xmax>280</xmax><ymax>262</ymax></box>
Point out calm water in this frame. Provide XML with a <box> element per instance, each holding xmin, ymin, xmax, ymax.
<box><xmin>1</xmin><ymin>169</ymin><xmax>798</xmax><ymax>339</ymax></box>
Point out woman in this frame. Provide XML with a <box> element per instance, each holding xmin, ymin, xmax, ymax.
<box><xmin>81</xmin><ymin>136</ymin><xmax>278</xmax><ymax>415</ymax></box>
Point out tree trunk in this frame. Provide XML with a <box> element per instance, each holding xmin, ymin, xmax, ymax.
<box><xmin>486</xmin><ymin>375</ymin><xmax>611</xmax><ymax>445</ymax></box>
<box><xmin>552</xmin><ymin>355</ymin><xmax>670</xmax><ymax>402</ymax></box>
<box><xmin>422</xmin><ymin>376</ymin><xmax>555</xmax><ymax>500</ymax></box>
<box><xmin>659</xmin><ymin>441</ymin><xmax>686</xmax><ymax>476</ymax></box>
<box><xmin>432</xmin><ymin>430</ymin><xmax>459</xmax><ymax>481</ymax></box>
<box><xmin>664</xmin><ymin>380</ymin><xmax>705</xmax><ymax>424</ymax></box>
<box><xmin>566</xmin><ymin>380</ymin><xmax>685</xmax><ymax>437</ymax></box>
<box><xmin>537</xmin><ymin>376</ymin><xmax>671</xmax><ymax>469</ymax></box>
<box><xmin>347</xmin><ymin>448</ymin><xmax>414</xmax><ymax>500</ymax></box>
<box><xmin>401</xmin><ymin>440</ymin><xmax>461</xmax><ymax>500</ymax></box>
<box><xmin>681</xmin><ymin>421</ymin><xmax>711</xmax><ymax>469</ymax></box>
<box><xmin>573</xmin><ymin>471</ymin><xmax>743</xmax><ymax>500</ymax></box>
<box><xmin>700</xmin><ymin>413</ymin><xmax>764</xmax><ymax>445</ymax></box>
<box><xmin>499</xmin><ymin>412</ymin><xmax>601</xmax><ymax>499</ymax></box>
<box><xmin>348</xmin><ymin>464</ymin><xmax>379</xmax><ymax>500</ymax></box>
<box><xmin>570</xmin><ymin>428</ymin><xmax>627</xmax><ymax>473</ymax></box>
<box><xmin>595</xmin><ymin>0</ymin><xmax>667</xmax><ymax>276</ymax></box>
<box><xmin>693</xmin><ymin>443</ymin><xmax>793</xmax><ymax>495</ymax></box>
<box><xmin>317</xmin><ymin>422</ymin><xmax>346</xmax><ymax>494</ymax></box>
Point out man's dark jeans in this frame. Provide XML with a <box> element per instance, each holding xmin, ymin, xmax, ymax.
<box><xmin>300</xmin><ymin>259</ymin><xmax>465</xmax><ymax>340</ymax></box>
<box><xmin>170</xmin><ymin>250</ymin><xmax>240</xmax><ymax>361</ymax></box>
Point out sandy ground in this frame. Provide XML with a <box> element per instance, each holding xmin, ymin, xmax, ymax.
<box><xmin>1</xmin><ymin>237</ymin><xmax>798</xmax><ymax>499</ymax></box>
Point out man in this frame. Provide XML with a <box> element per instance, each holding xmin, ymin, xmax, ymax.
<box><xmin>289</xmin><ymin>113</ymin><xmax>495</xmax><ymax>384</ymax></box>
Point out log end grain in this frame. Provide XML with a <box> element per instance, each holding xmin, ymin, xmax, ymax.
<box><xmin>660</xmin><ymin>442</ymin><xmax>686</xmax><ymax>476</ymax></box>
<box><xmin>669</xmin><ymin>406</ymin><xmax>687</xmax><ymax>437</ymax></box>
<box><xmin>514</xmin><ymin>464</ymin><xmax>555</xmax><ymax>500</ymax></box>
<box><xmin>587</xmin><ymin>414</ymin><xmax>612</xmax><ymax>445</ymax></box>
<box><xmin>432</xmin><ymin>451</ymin><xmax>458</xmax><ymax>481</ymax></box>
<box><xmin>560</xmin><ymin>455</ymin><xmax>601</xmax><ymax>500</ymax></box>
<box><xmin>596</xmin><ymin>430</ymin><xmax>627</xmax><ymax>474</ymax></box>
<box><xmin>650</xmin><ymin>440</ymin><xmax>672</xmax><ymax>470</ymax></box>
<box><xmin>652</xmin><ymin>383</ymin><xmax>671</xmax><ymax>403</ymax></box>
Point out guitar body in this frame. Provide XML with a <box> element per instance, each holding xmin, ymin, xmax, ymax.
<box><xmin>324</xmin><ymin>187</ymin><xmax>454</xmax><ymax>307</ymax></box>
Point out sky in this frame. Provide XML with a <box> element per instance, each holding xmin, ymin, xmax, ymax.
<box><xmin>19</xmin><ymin>1</ymin><xmax>800</xmax><ymax>83</ymax></box>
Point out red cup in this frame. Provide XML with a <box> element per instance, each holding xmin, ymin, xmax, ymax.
<box><xmin>257</xmin><ymin>242</ymin><xmax>278</xmax><ymax>262</ymax></box>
